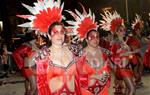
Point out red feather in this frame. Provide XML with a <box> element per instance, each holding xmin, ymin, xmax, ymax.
<box><xmin>77</xmin><ymin>17</ymin><xmax>97</xmax><ymax>39</ymax></box>
<box><xmin>110</xmin><ymin>18</ymin><xmax>123</xmax><ymax>32</ymax></box>
<box><xmin>33</xmin><ymin>7</ymin><xmax>62</xmax><ymax>33</ymax></box>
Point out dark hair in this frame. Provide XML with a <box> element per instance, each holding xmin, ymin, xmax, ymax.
<box><xmin>47</xmin><ymin>22</ymin><xmax>65</xmax><ymax>47</ymax></box>
<box><xmin>23</xmin><ymin>32</ymin><xmax>35</xmax><ymax>43</ymax></box>
<box><xmin>48</xmin><ymin>22</ymin><xmax>65</xmax><ymax>35</ymax></box>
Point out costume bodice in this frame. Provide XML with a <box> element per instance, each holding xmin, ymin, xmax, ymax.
<box><xmin>77</xmin><ymin>49</ymin><xmax>111</xmax><ymax>95</ymax></box>
<box><xmin>110</xmin><ymin>40</ymin><xmax>130</xmax><ymax>67</ymax></box>
<box><xmin>34</xmin><ymin>47</ymin><xmax>81</xmax><ymax>95</ymax></box>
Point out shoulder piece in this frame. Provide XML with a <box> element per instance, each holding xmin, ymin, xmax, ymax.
<box><xmin>32</xmin><ymin>46</ymin><xmax>50</xmax><ymax>62</ymax></box>
<box><xmin>68</xmin><ymin>43</ymin><xmax>83</xmax><ymax>57</ymax></box>
<box><xmin>100</xmin><ymin>47</ymin><xmax>112</xmax><ymax>56</ymax></box>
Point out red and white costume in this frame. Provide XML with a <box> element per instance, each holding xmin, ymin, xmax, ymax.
<box><xmin>77</xmin><ymin>49</ymin><xmax>111</xmax><ymax>95</ymax></box>
<box><xmin>126</xmin><ymin>35</ymin><xmax>142</xmax><ymax>65</ymax></box>
<box><xmin>126</xmin><ymin>14</ymin><xmax>143</xmax><ymax>65</ymax></box>
<box><xmin>32</xmin><ymin>47</ymin><xmax>81</xmax><ymax>95</ymax></box>
<box><xmin>100</xmin><ymin>11</ymin><xmax>133</xmax><ymax>79</ymax></box>
<box><xmin>13</xmin><ymin>43</ymin><xmax>36</xmax><ymax>77</ymax></box>
<box><xmin>17</xmin><ymin>0</ymin><xmax>82</xmax><ymax>95</ymax></box>
<box><xmin>66</xmin><ymin>4</ymin><xmax>111</xmax><ymax>95</ymax></box>
<box><xmin>110</xmin><ymin>40</ymin><xmax>133</xmax><ymax>79</ymax></box>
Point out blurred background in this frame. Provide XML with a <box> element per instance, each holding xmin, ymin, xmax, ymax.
<box><xmin>0</xmin><ymin>0</ymin><xmax>150</xmax><ymax>50</ymax></box>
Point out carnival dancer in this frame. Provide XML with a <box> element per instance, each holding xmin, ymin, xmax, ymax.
<box><xmin>17</xmin><ymin>0</ymin><xmax>82</xmax><ymax>95</ymax></box>
<box><xmin>126</xmin><ymin>14</ymin><xmax>144</xmax><ymax>87</ymax></box>
<box><xmin>100</xmin><ymin>11</ymin><xmax>135</xmax><ymax>95</ymax></box>
<box><xmin>66</xmin><ymin>4</ymin><xmax>111</xmax><ymax>95</ymax></box>
<box><xmin>13</xmin><ymin>33</ymin><xmax>39</xmax><ymax>95</ymax></box>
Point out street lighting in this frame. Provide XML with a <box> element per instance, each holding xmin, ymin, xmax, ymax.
<box><xmin>125</xmin><ymin>0</ymin><xmax>129</xmax><ymax>22</ymax></box>
<box><xmin>0</xmin><ymin>21</ymin><xmax>3</xmax><ymax>31</ymax></box>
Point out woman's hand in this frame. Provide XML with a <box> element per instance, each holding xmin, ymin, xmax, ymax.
<box><xmin>90</xmin><ymin>71</ymin><xmax>109</xmax><ymax>85</ymax></box>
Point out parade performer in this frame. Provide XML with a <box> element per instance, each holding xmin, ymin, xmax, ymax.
<box><xmin>126</xmin><ymin>14</ymin><xmax>143</xmax><ymax>87</ymax></box>
<box><xmin>66</xmin><ymin>4</ymin><xmax>111</xmax><ymax>95</ymax></box>
<box><xmin>17</xmin><ymin>0</ymin><xmax>81</xmax><ymax>95</ymax></box>
<box><xmin>13</xmin><ymin>34</ymin><xmax>38</xmax><ymax>95</ymax></box>
<box><xmin>100</xmin><ymin>11</ymin><xmax>135</xmax><ymax>95</ymax></box>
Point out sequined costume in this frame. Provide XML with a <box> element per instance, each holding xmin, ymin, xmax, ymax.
<box><xmin>110</xmin><ymin>40</ymin><xmax>133</xmax><ymax>79</ymax></box>
<box><xmin>126</xmin><ymin>36</ymin><xmax>142</xmax><ymax>65</ymax></box>
<box><xmin>33</xmin><ymin>47</ymin><xmax>81</xmax><ymax>95</ymax></box>
<box><xmin>77</xmin><ymin>48</ymin><xmax>111</xmax><ymax>95</ymax></box>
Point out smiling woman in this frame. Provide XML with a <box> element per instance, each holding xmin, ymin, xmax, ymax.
<box><xmin>43</xmin><ymin>22</ymin><xmax>81</xmax><ymax>94</ymax></box>
<box><xmin>15</xmin><ymin>0</ymin><xmax>83</xmax><ymax>95</ymax></box>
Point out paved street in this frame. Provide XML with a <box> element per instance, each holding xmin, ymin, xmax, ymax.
<box><xmin>0</xmin><ymin>72</ymin><xmax>150</xmax><ymax>95</ymax></box>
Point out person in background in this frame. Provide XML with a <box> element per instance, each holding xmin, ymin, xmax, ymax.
<box><xmin>100</xmin><ymin>11</ymin><xmax>135</xmax><ymax>95</ymax></box>
<box><xmin>0</xmin><ymin>44</ymin><xmax>13</xmax><ymax>77</ymax></box>
<box><xmin>126</xmin><ymin>14</ymin><xmax>144</xmax><ymax>87</ymax></box>
<box><xmin>13</xmin><ymin>32</ymin><xmax>39</xmax><ymax>95</ymax></box>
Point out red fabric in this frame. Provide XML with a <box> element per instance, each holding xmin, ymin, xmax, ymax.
<box><xmin>77</xmin><ymin>17</ymin><xmax>97</xmax><ymax>39</ymax></box>
<box><xmin>77</xmin><ymin>51</ymin><xmax>111</xmax><ymax>95</ymax></box>
<box><xmin>33</xmin><ymin>7</ymin><xmax>62</xmax><ymax>33</ymax></box>
<box><xmin>81</xmin><ymin>88</ymin><xmax>92</xmax><ymax>95</ymax></box>
<box><xmin>12</xmin><ymin>45</ymin><xmax>32</xmax><ymax>69</ymax></box>
<box><xmin>36</xmin><ymin>57</ymin><xmax>51</xmax><ymax>95</ymax></box>
<box><xmin>36</xmin><ymin>54</ymin><xmax>81</xmax><ymax>95</ymax></box>
<box><xmin>116</xmin><ymin>68</ymin><xmax>133</xmax><ymax>79</ymax></box>
<box><xmin>143</xmin><ymin>42</ymin><xmax>150</xmax><ymax>68</ymax></box>
<box><xmin>129</xmin><ymin>54</ymin><xmax>138</xmax><ymax>65</ymax></box>
<box><xmin>126</xmin><ymin>36</ymin><xmax>141</xmax><ymax>49</ymax></box>
<box><xmin>110</xmin><ymin>42</ymin><xmax>129</xmax><ymax>66</ymax></box>
<box><xmin>129</xmin><ymin>53</ymin><xmax>141</xmax><ymax>65</ymax></box>
<box><xmin>22</xmin><ymin>68</ymin><xmax>35</xmax><ymax>77</ymax></box>
<box><xmin>126</xmin><ymin>36</ymin><xmax>141</xmax><ymax>65</ymax></box>
<box><xmin>110</xmin><ymin>41</ymin><xmax>133</xmax><ymax>79</ymax></box>
<box><xmin>99</xmin><ymin>38</ymin><xmax>110</xmax><ymax>50</ymax></box>
<box><xmin>110</xmin><ymin>18</ymin><xmax>123</xmax><ymax>32</ymax></box>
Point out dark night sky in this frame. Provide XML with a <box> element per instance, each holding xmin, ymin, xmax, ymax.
<box><xmin>0</xmin><ymin>0</ymin><xmax>150</xmax><ymax>46</ymax></box>
<box><xmin>1</xmin><ymin>0</ymin><xmax>150</xmax><ymax>22</ymax></box>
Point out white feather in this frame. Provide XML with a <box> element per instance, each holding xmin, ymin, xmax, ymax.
<box><xmin>22</xmin><ymin>3</ymin><xmax>37</xmax><ymax>14</ymax></box>
<box><xmin>18</xmin><ymin>22</ymin><xmax>32</xmax><ymax>28</ymax></box>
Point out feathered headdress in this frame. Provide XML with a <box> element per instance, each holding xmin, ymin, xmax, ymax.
<box><xmin>17</xmin><ymin>0</ymin><xmax>64</xmax><ymax>36</ymax></box>
<box><xmin>131</xmin><ymin>14</ymin><xmax>143</xmax><ymax>30</ymax></box>
<box><xmin>66</xmin><ymin>4</ymin><xmax>98</xmax><ymax>41</ymax></box>
<box><xmin>99</xmin><ymin>11</ymin><xmax>124</xmax><ymax>32</ymax></box>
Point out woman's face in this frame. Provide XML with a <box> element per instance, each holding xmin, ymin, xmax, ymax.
<box><xmin>87</xmin><ymin>31</ymin><xmax>100</xmax><ymax>48</ymax></box>
<box><xmin>117</xmin><ymin>26</ymin><xmax>125</xmax><ymax>37</ymax></box>
<box><xmin>50</xmin><ymin>25</ymin><xmax>65</xmax><ymax>46</ymax></box>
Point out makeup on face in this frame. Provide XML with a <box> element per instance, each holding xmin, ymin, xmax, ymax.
<box><xmin>118</xmin><ymin>28</ymin><xmax>125</xmax><ymax>33</ymax></box>
<box><xmin>51</xmin><ymin>25</ymin><xmax>65</xmax><ymax>36</ymax></box>
<box><xmin>87</xmin><ymin>32</ymin><xmax>99</xmax><ymax>41</ymax></box>
<box><xmin>118</xmin><ymin>27</ymin><xmax>126</xmax><ymax>35</ymax></box>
